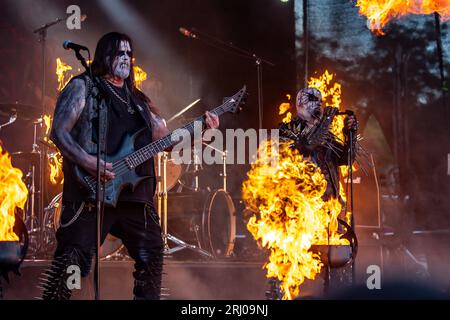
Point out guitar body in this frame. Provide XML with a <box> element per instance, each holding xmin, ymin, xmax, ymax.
<box><xmin>74</xmin><ymin>129</ymin><xmax>151</xmax><ymax>207</ymax></box>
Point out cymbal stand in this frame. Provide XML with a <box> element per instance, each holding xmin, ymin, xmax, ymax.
<box><xmin>0</xmin><ymin>113</ymin><xmax>17</xmax><ymax>131</ymax></box>
<box><xmin>203</xmin><ymin>142</ymin><xmax>228</xmax><ymax>191</ymax></box>
<box><xmin>193</xmin><ymin>147</ymin><xmax>202</xmax><ymax>192</ymax></box>
<box><xmin>156</xmin><ymin>152</ymin><xmax>212</xmax><ymax>258</ymax></box>
<box><xmin>24</xmin><ymin>119</ymin><xmax>43</xmax><ymax>257</ymax></box>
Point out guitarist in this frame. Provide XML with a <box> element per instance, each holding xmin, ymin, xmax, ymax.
<box><xmin>42</xmin><ymin>32</ymin><xmax>219</xmax><ymax>300</ymax></box>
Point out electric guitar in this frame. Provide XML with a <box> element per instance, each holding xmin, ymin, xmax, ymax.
<box><xmin>74</xmin><ymin>86</ymin><xmax>247</xmax><ymax>207</ymax></box>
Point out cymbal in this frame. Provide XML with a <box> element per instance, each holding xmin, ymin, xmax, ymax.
<box><xmin>0</xmin><ymin>103</ymin><xmax>42</xmax><ymax>120</ymax></box>
<box><xmin>38</xmin><ymin>138</ymin><xmax>58</xmax><ymax>151</ymax></box>
<box><xmin>11</xmin><ymin>151</ymin><xmax>41</xmax><ymax>162</ymax></box>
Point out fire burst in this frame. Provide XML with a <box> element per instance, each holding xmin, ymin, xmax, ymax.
<box><xmin>308</xmin><ymin>70</ymin><xmax>354</xmax><ymax>224</ymax></box>
<box><xmin>279</xmin><ymin>94</ymin><xmax>292</xmax><ymax>124</ymax></box>
<box><xmin>56</xmin><ymin>58</ymin><xmax>73</xmax><ymax>92</ymax></box>
<box><xmin>243</xmin><ymin>141</ymin><xmax>349</xmax><ymax>300</ymax></box>
<box><xmin>43</xmin><ymin>115</ymin><xmax>64</xmax><ymax>185</ymax></box>
<box><xmin>133</xmin><ymin>65</ymin><xmax>148</xmax><ymax>90</ymax></box>
<box><xmin>0</xmin><ymin>146</ymin><xmax>28</xmax><ymax>241</ymax></box>
<box><xmin>356</xmin><ymin>0</ymin><xmax>450</xmax><ymax>35</ymax></box>
<box><xmin>243</xmin><ymin>70</ymin><xmax>355</xmax><ymax>299</ymax></box>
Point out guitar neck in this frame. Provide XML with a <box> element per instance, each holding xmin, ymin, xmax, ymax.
<box><xmin>124</xmin><ymin>103</ymin><xmax>228</xmax><ymax>168</ymax></box>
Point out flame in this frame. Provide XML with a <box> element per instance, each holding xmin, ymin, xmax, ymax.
<box><xmin>42</xmin><ymin>114</ymin><xmax>64</xmax><ymax>185</ymax></box>
<box><xmin>0</xmin><ymin>146</ymin><xmax>28</xmax><ymax>241</ymax></box>
<box><xmin>56</xmin><ymin>58</ymin><xmax>148</xmax><ymax>91</ymax></box>
<box><xmin>43</xmin><ymin>114</ymin><xmax>52</xmax><ymax>136</ymax></box>
<box><xmin>243</xmin><ymin>140</ymin><xmax>349</xmax><ymax>300</ymax></box>
<box><xmin>307</xmin><ymin>70</ymin><xmax>344</xmax><ymax>143</ymax></box>
<box><xmin>56</xmin><ymin>58</ymin><xmax>73</xmax><ymax>92</ymax></box>
<box><xmin>308</xmin><ymin>70</ymin><xmax>356</xmax><ymax>225</ymax></box>
<box><xmin>279</xmin><ymin>94</ymin><xmax>293</xmax><ymax>124</ymax></box>
<box><xmin>356</xmin><ymin>0</ymin><xmax>450</xmax><ymax>35</ymax></box>
<box><xmin>133</xmin><ymin>65</ymin><xmax>148</xmax><ymax>90</ymax></box>
<box><xmin>243</xmin><ymin>71</ymin><xmax>356</xmax><ymax>299</ymax></box>
<box><xmin>48</xmin><ymin>152</ymin><xmax>64</xmax><ymax>185</ymax></box>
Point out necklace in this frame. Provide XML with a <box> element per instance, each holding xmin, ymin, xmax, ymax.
<box><xmin>103</xmin><ymin>79</ymin><xmax>135</xmax><ymax>115</ymax></box>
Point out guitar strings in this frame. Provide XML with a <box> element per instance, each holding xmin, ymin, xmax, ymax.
<box><xmin>84</xmin><ymin>97</ymin><xmax>238</xmax><ymax>188</ymax></box>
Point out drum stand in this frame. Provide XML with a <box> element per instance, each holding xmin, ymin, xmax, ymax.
<box><xmin>156</xmin><ymin>152</ymin><xmax>213</xmax><ymax>258</ymax></box>
<box><xmin>24</xmin><ymin>119</ymin><xmax>44</xmax><ymax>258</ymax></box>
<box><xmin>203</xmin><ymin>143</ymin><xmax>228</xmax><ymax>192</ymax></box>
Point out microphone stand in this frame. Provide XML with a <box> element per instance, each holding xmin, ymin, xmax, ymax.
<box><xmin>71</xmin><ymin>48</ymin><xmax>104</xmax><ymax>300</ymax></box>
<box><xmin>348</xmin><ymin>128</ymin><xmax>356</xmax><ymax>285</ymax></box>
<box><xmin>33</xmin><ymin>18</ymin><xmax>64</xmax><ymax>258</ymax></box>
<box><xmin>187</xmin><ymin>27</ymin><xmax>275</xmax><ymax>129</ymax></box>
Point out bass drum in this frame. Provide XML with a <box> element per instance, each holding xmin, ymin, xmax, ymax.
<box><xmin>44</xmin><ymin>193</ymin><xmax>123</xmax><ymax>259</ymax></box>
<box><xmin>167</xmin><ymin>189</ymin><xmax>236</xmax><ymax>258</ymax></box>
<box><xmin>202</xmin><ymin>189</ymin><xmax>236</xmax><ymax>258</ymax></box>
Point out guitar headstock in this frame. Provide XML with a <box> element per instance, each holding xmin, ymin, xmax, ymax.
<box><xmin>224</xmin><ymin>85</ymin><xmax>248</xmax><ymax>114</ymax></box>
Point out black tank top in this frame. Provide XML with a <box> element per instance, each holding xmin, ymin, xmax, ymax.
<box><xmin>102</xmin><ymin>83</ymin><xmax>155</xmax><ymax>204</ymax></box>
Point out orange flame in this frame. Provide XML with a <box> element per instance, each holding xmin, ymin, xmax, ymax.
<box><xmin>307</xmin><ymin>70</ymin><xmax>344</xmax><ymax>143</ymax></box>
<box><xmin>42</xmin><ymin>114</ymin><xmax>64</xmax><ymax>185</ymax></box>
<box><xmin>279</xmin><ymin>94</ymin><xmax>293</xmax><ymax>124</ymax></box>
<box><xmin>308</xmin><ymin>70</ymin><xmax>355</xmax><ymax>224</ymax></box>
<box><xmin>0</xmin><ymin>146</ymin><xmax>28</xmax><ymax>241</ymax></box>
<box><xmin>56</xmin><ymin>58</ymin><xmax>73</xmax><ymax>92</ymax></box>
<box><xmin>48</xmin><ymin>152</ymin><xmax>64</xmax><ymax>185</ymax></box>
<box><xmin>356</xmin><ymin>0</ymin><xmax>450</xmax><ymax>35</ymax></box>
<box><xmin>133</xmin><ymin>65</ymin><xmax>148</xmax><ymax>90</ymax></box>
<box><xmin>243</xmin><ymin>140</ymin><xmax>349</xmax><ymax>300</ymax></box>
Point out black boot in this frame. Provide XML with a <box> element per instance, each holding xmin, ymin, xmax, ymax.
<box><xmin>133</xmin><ymin>255</ymin><xmax>163</xmax><ymax>300</ymax></box>
<box><xmin>41</xmin><ymin>249</ymin><xmax>83</xmax><ymax>300</ymax></box>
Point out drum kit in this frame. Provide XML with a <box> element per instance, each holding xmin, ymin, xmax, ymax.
<box><xmin>0</xmin><ymin>102</ymin><xmax>237</xmax><ymax>261</ymax></box>
<box><xmin>156</xmin><ymin>147</ymin><xmax>236</xmax><ymax>259</ymax></box>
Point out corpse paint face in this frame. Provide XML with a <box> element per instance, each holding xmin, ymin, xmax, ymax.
<box><xmin>111</xmin><ymin>40</ymin><xmax>132</xmax><ymax>79</ymax></box>
<box><xmin>296</xmin><ymin>88</ymin><xmax>323</xmax><ymax>123</ymax></box>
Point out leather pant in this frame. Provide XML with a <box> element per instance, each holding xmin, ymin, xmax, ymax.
<box><xmin>41</xmin><ymin>201</ymin><xmax>164</xmax><ymax>300</ymax></box>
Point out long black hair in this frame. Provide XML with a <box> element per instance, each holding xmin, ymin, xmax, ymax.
<box><xmin>91</xmin><ymin>32</ymin><xmax>158</xmax><ymax>114</ymax></box>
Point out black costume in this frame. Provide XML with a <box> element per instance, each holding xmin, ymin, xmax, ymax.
<box><xmin>278</xmin><ymin>116</ymin><xmax>356</xmax><ymax>202</ymax></box>
<box><xmin>41</xmin><ymin>74</ymin><xmax>163</xmax><ymax>300</ymax></box>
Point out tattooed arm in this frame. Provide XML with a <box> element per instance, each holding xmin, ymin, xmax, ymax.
<box><xmin>50</xmin><ymin>78</ymin><xmax>114</xmax><ymax>180</ymax></box>
<box><xmin>50</xmin><ymin>78</ymin><xmax>89</xmax><ymax>164</ymax></box>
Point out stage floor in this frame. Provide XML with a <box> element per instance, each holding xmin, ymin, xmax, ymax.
<box><xmin>1</xmin><ymin>258</ymin><xmax>269</xmax><ymax>300</ymax></box>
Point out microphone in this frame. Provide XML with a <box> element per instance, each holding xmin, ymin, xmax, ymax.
<box><xmin>63</xmin><ymin>40</ymin><xmax>88</xmax><ymax>51</ymax></box>
<box><xmin>179</xmin><ymin>27</ymin><xmax>197</xmax><ymax>39</ymax></box>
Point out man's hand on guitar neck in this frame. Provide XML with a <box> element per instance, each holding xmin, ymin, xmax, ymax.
<box><xmin>84</xmin><ymin>155</ymin><xmax>115</xmax><ymax>182</ymax></box>
<box><xmin>205</xmin><ymin>111</ymin><xmax>219</xmax><ymax>129</ymax></box>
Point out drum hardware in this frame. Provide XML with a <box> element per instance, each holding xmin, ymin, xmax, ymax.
<box><xmin>0</xmin><ymin>103</ymin><xmax>41</xmax><ymax>121</ymax></box>
<box><xmin>8</xmin><ymin>115</ymin><xmax>48</xmax><ymax>258</ymax></box>
<box><xmin>176</xmin><ymin>148</ymin><xmax>203</xmax><ymax>192</ymax></box>
<box><xmin>202</xmin><ymin>142</ymin><xmax>228</xmax><ymax>192</ymax></box>
<box><xmin>156</xmin><ymin>151</ymin><xmax>213</xmax><ymax>258</ymax></box>
<box><xmin>0</xmin><ymin>112</ymin><xmax>17</xmax><ymax>131</ymax></box>
<box><xmin>166</xmin><ymin>99</ymin><xmax>201</xmax><ymax>125</ymax></box>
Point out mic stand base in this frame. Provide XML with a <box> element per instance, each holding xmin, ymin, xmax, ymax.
<box><xmin>164</xmin><ymin>234</ymin><xmax>213</xmax><ymax>258</ymax></box>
